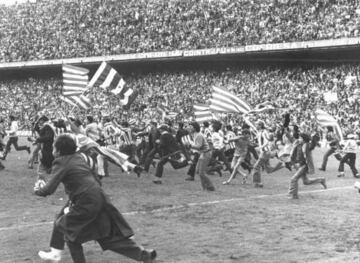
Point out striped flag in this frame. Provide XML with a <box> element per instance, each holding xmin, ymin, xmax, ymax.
<box><xmin>181</xmin><ymin>134</ymin><xmax>193</xmax><ymax>145</ymax></box>
<box><xmin>59</xmin><ymin>94</ymin><xmax>92</xmax><ymax>110</ymax></box>
<box><xmin>314</xmin><ymin>109</ymin><xmax>344</xmax><ymax>141</ymax></box>
<box><xmin>209</xmin><ymin>86</ymin><xmax>252</xmax><ymax>114</ymax></box>
<box><xmin>62</xmin><ymin>64</ymin><xmax>89</xmax><ymax>96</ymax></box>
<box><xmin>74</xmin><ymin>134</ymin><xmax>130</xmax><ymax>171</ymax></box>
<box><xmin>88</xmin><ymin>61</ymin><xmax>127</xmax><ymax>96</ymax></box>
<box><xmin>121</xmin><ymin>89</ymin><xmax>138</xmax><ymax>109</ymax></box>
<box><xmin>193</xmin><ymin>103</ymin><xmax>213</xmax><ymax>123</ymax></box>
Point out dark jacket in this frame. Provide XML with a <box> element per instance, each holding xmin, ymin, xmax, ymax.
<box><xmin>148</xmin><ymin>127</ymin><xmax>160</xmax><ymax>149</ymax></box>
<box><xmin>35</xmin><ymin>153</ymin><xmax>134</xmax><ymax>244</ymax></box>
<box><xmin>159</xmin><ymin>132</ymin><xmax>180</xmax><ymax>157</ymax></box>
<box><xmin>35</xmin><ymin>123</ymin><xmax>55</xmax><ymax>168</ymax></box>
<box><xmin>176</xmin><ymin>128</ymin><xmax>189</xmax><ymax>144</ymax></box>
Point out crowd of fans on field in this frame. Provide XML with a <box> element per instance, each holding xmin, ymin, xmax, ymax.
<box><xmin>1</xmin><ymin>64</ymin><xmax>360</xmax><ymax>136</ymax></box>
<box><xmin>1</xmin><ymin>0</ymin><xmax>360</xmax><ymax>62</ymax></box>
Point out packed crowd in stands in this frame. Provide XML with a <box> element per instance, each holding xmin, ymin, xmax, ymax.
<box><xmin>1</xmin><ymin>64</ymin><xmax>360</xmax><ymax>135</ymax></box>
<box><xmin>1</xmin><ymin>0</ymin><xmax>360</xmax><ymax>62</ymax></box>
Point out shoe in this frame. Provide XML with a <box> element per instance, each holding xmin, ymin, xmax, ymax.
<box><xmin>134</xmin><ymin>166</ymin><xmax>143</xmax><ymax>178</ymax></box>
<box><xmin>185</xmin><ymin>176</ymin><xmax>194</xmax><ymax>181</ymax></box>
<box><xmin>285</xmin><ymin>162</ymin><xmax>292</xmax><ymax>171</ymax></box>
<box><xmin>319</xmin><ymin>168</ymin><xmax>326</xmax><ymax>171</ymax></box>
<box><xmin>222</xmin><ymin>181</ymin><xmax>230</xmax><ymax>185</ymax></box>
<box><xmin>142</xmin><ymin>249</ymin><xmax>157</xmax><ymax>263</ymax></box>
<box><xmin>153</xmin><ymin>180</ymin><xmax>162</xmax><ymax>184</ymax></box>
<box><xmin>337</xmin><ymin>173</ymin><xmax>345</xmax><ymax>177</ymax></box>
<box><xmin>320</xmin><ymin>179</ymin><xmax>327</xmax><ymax>189</ymax></box>
<box><xmin>38</xmin><ymin>248</ymin><xmax>62</xmax><ymax>262</ymax></box>
<box><xmin>26</xmin><ymin>147</ymin><xmax>31</xmax><ymax>154</ymax></box>
<box><xmin>0</xmin><ymin>165</ymin><xmax>4</xmax><ymax>171</ymax></box>
<box><xmin>206</xmin><ymin>186</ymin><xmax>215</xmax><ymax>191</ymax></box>
<box><xmin>254</xmin><ymin>183</ymin><xmax>263</xmax><ymax>188</ymax></box>
<box><xmin>354</xmin><ymin>174</ymin><xmax>360</xmax><ymax>178</ymax></box>
<box><xmin>287</xmin><ymin>194</ymin><xmax>299</xmax><ymax>199</ymax></box>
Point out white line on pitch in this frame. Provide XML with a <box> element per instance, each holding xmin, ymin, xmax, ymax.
<box><xmin>0</xmin><ymin>185</ymin><xmax>353</xmax><ymax>232</ymax></box>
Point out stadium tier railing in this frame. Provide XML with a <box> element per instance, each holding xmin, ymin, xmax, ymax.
<box><xmin>0</xmin><ymin>37</ymin><xmax>359</xmax><ymax>70</ymax></box>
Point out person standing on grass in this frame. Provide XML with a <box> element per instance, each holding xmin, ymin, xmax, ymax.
<box><xmin>288</xmin><ymin>132</ymin><xmax>327</xmax><ymax>199</ymax></box>
<box><xmin>0</xmin><ymin>114</ymin><xmax>30</xmax><ymax>160</ymax></box>
<box><xmin>188</xmin><ymin>121</ymin><xmax>215</xmax><ymax>191</ymax></box>
<box><xmin>34</xmin><ymin>116</ymin><xmax>55</xmax><ymax>181</ymax></box>
<box><xmin>34</xmin><ymin>134</ymin><xmax>157</xmax><ymax>263</ymax></box>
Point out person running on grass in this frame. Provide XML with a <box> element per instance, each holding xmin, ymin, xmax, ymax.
<box><xmin>288</xmin><ymin>132</ymin><xmax>327</xmax><ymax>199</ymax></box>
<box><xmin>34</xmin><ymin>134</ymin><xmax>157</xmax><ymax>263</ymax></box>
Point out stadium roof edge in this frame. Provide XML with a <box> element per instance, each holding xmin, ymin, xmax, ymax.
<box><xmin>0</xmin><ymin>37</ymin><xmax>360</xmax><ymax>70</ymax></box>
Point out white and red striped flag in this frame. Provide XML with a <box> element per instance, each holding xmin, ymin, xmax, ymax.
<box><xmin>59</xmin><ymin>94</ymin><xmax>92</xmax><ymax>111</ymax></box>
<box><xmin>88</xmin><ymin>61</ymin><xmax>137</xmax><ymax>108</ymax></box>
<box><xmin>209</xmin><ymin>86</ymin><xmax>251</xmax><ymax>114</ymax></box>
<box><xmin>62</xmin><ymin>64</ymin><xmax>89</xmax><ymax>96</ymax></box>
<box><xmin>193</xmin><ymin>103</ymin><xmax>214</xmax><ymax>123</ymax></box>
<box><xmin>88</xmin><ymin>61</ymin><xmax>127</xmax><ymax>95</ymax></box>
<box><xmin>61</xmin><ymin>64</ymin><xmax>92</xmax><ymax>110</ymax></box>
<box><xmin>315</xmin><ymin>109</ymin><xmax>344</xmax><ymax>141</ymax></box>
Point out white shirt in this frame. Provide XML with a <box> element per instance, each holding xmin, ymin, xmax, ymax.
<box><xmin>257</xmin><ymin>129</ymin><xmax>270</xmax><ymax>152</ymax></box>
<box><xmin>8</xmin><ymin>120</ymin><xmax>18</xmax><ymax>137</ymax></box>
<box><xmin>211</xmin><ymin>131</ymin><xmax>224</xmax><ymax>150</ymax></box>
<box><xmin>342</xmin><ymin>139</ymin><xmax>358</xmax><ymax>153</ymax></box>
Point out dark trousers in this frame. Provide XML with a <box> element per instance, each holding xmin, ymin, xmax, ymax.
<box><xmin>210</xmin><ymin>148</ymin><xmax>232</xmax><ymax>171</ymax></box>
<box><xmin>4</xmin><ymin>136</ymin><xmax>28</xmax><ymax>157</ymax></box>
<box><xmin>120</xmin><ymin>144</ymin><xmax>137</xmax><ymax>164</ymax></box>
<box><xmin>144</xmin><ymin>147</ymin><xmax>159</xmax><ymax>172</ymax></box>
<box><xmin>187</xmin><ymin>152</ymin><xmax>200</xmax><ymax>178</ymax></box>
<box><xmin>248</xmin><ymin>144</ymin><xmax>259</xmax><ymax>160</ymax></box>
<box><xmin>338</xmin><ymin>152</ymin><xmax>358</xmax><ymax>176</ymax></box>
<box><xmin>289</xmin><ymin>164</ymin><xmax>324</xmax><ymax>198</ymax></box>
<box><xmin>49</xmin><ymin>222</ymin><xmax>144</xmax><ymax>263</ymax></box>
<box><xmin>320</xmin><ymin>148</ymin><xmax>336</xmax><ymax>170</ymax></box>
<box><xmin>136</xmin><ymin>140</ymin><xmax>147</xmax><ymax>164</ymax></box>
<box><xmin>154</xmin><ymin>154</ymin><xmax>188</xmax><ymax>178</ymax></box>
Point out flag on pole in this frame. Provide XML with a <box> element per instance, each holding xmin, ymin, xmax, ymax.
<box><xmin>88</xmin><ymin>61</ymin><xmax>138</xmax><ymax>108</ymax></box>
<box><xmin>122</xmin><ymin>90</ymin><xmax>139</xmax><ymax>110</ymax></box>
<box><xmin>59</xmin><ymin>94</ymin><xmax>92</xmax><ymax>111</ymax></box>
<box><xmin>88</xmin><ymin>61</ymin><xmax>126</xmax><ymax>95</ymax></box>
<box><xmin>61</xmin><ymin>65</ymin><xmax>92</xmax><ymax>110</ymax></box>
<box><xmin>314</xmin><ymin>109</ymin><xmax>344</xmax><ymax>141</ymax></box>
<box><xmin>209</xmin><ymin>86</ymin><xmax>251</xmax><ymax>114</ymax></box>
<box><xmin>62</xmin><ymin>64</ymin><xmax>89</xmax><ymax>96</ymax></box>
<box><xmin>243</xmin><ymin>116</ymin><xmax>258</xmax><ymax>136</ymax></box>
